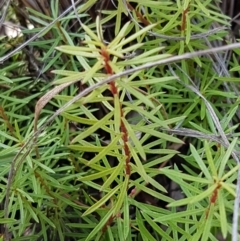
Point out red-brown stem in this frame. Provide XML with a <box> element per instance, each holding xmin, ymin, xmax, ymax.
<box><xmin>102</xmin><ymin>214</ymin><xmax>114</xmax><ymax>233</ymax></box>
<box><xmin>127</xmin><ymin>3</ymin><xmax>150</xmax><ymax>26</ymax></box>
<box><xmin>181</xmin><ymin>5</ymin><xmax>189</xmax><ymax>32</ymax></box>
<box><xmin>34</xmin><ymin>170</ymin><xmax>57</xmax><ymax>204</ymax></box>
<box><xmin>0</xmin><ymin>106</ymin><xmax>15</xmax><ymax>136</ymax></box>
<box><xmin>120</xmin><ymin>108</ymin><xmax>131</xmax><ymax>176</ymax></box>
<box><xmin>206</xmin><ymin>182</ymin><xmax>221</xmax><ymax>218</ymax></box>
<box><xmin>99</xmin><ymin>46</ymin><xmax>131</xmax><ymax>233</ymax></box>
<box><xmin>101</xmin><ymin>47</ymin><xmax>131</xmax><ymax>177</ymax></box>
<box><xmin>210</xmin><ymin>183</ymin><xmax>221</xmax><ymax>204</ymax></box>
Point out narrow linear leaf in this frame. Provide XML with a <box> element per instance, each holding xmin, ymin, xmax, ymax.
<box><xmin>71</xmin><ymin>112</ymin><xmax>114</xmax><ymax>143</ymax></box>
<box><xmin>117</xmin><ymin>217</ymin><xmax>124</xmax><ymax>241</ymax></box>
<box><xmin>123</xmin><ymin>196</ymin><xmax>130</xmax><ymax>239</ymax></box>
<box><xmin>119</xmin><ymin>81</ymin><xmax>154</xmax><ymax>108</ymax></box>
<box><xmin>100</xmin><ymin>161</ymin><xmax>124</xmax><ymax>191</ymax></box>
<box><xmin>114</xmin><ymin>94</ymin><xmax>121</xmax><ymax>133</ymax></box>
<box><xmin>122</xmin><ymin>118</ymin><xmax>146</xmax><ymax>160</ymax></box>
<box><xmin>201</xmin><ymin>204</ymin><xmax>214</xmax><ymax>241</ymax></box>
<box><xmin>0</xmin><ymin>218</ymin><xmax>17</xmax><ymax>224</ymax></box>
<box><xmin>136</xmin><ymin>126</ymin><xmax>183</xmax><ymax>144</ymax></box>
<box><xmin>221</xmin><ymin>165</ymin><xmax>240</xmax><ymax>182</ymax></box>
<box><xmin>79</xmin><ymin>168</ymin><xmax>116</xmax><ymax>182</ymax></box>
<box><xmin>82</xmin><ymin>184</ymin><xmax>121</xmax><ymax>216</ymax></box>
<box><xmin>133</xmin><ymin>181</ymin><xmax>173</xmax><ymax>203</ymax></box>
<box><xmin>114</xmin><ymin>175</ymin><xmax>129</xmax><ymax>214</ymax></box>
<box><xmin>81</xmin><ymin>23</ymin><xmax>102</xmax><ymax>43</ymax></box>
<box><xmin>167</xmin><ymin>184</ymin><xmax>217</xmax><ymax>207</ymax></box>
<box><xmin>85</xmin><ymin>209</ymin><xmax>114</xmax><ymax>241</ymax></box>
<box><xmin>129</xmin><ymin>146</ymin><xmax>149</xmax><ymax>183</ymax></box>
<box><xmin>114</xmin><ymin>23</ymin><xmax>157</xmax><ymax>49</ymax></box>
<box><xmin>159</xmin><ymin>168</ymin><xmax>211</xmax><ymax>184</ymax></box>
<box><xmin>142</xmin><ymin>212</ymin><xmax>174</xmax><ymax>241</ymax></box>
<box><xmin>190</xmin><ymin>144</ymin><xmax>212</xmax><ymax>180</ymax></box>
<box><xmin>136</xmin><ymin>210</ymin><xmax>156</xmax><ymax>241</ymax></box>
<box><xmin>218</xmin><ymin>190</ymin><xmax>228</xmax><ymax>238</ymax></box>
<box><xmin>218</xmin><ymin>138</ymin><xmax>237</xmax><ymax>178</ymax></box>
<box><xmin>88</xmin><ymin>135</ymin><xmax>121</xmax><ymax>166</ymax></box>
<box><xmin>154</xmin><ymin>208</ymin><xmax>204</xmax><ymax>222</ymax></box>
<box><xmin>204</xmin><ymin>141</ymin><xmax>218</xmax><ymax>177</ymax></box>
<box><xmin>221</xmin><ymin>182</ymin><xmax>236</xmax><ymax>197</ymax></box>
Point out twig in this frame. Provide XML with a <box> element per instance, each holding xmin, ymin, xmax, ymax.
<box><xmin>0</xmin><ymin>0</ymin><xmax>11</xmax><ymax>28</ymax></box>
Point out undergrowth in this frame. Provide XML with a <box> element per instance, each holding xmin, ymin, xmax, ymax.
<box><xmin>0</xmin><ymin>0</ymin><xmax>240</xmax><ymax>240</ymax></box>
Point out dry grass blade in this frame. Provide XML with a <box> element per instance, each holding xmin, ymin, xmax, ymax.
<box><xmin>34</xmin><ymin>81</ymin><xmax>75</xmax><ymax>133</ymax></box>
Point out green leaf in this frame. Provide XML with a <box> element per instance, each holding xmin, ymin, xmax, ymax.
<box><xmin>124</xmin><ymin>102</ymin><xmax>169</xmax><ymax>128</ymax></box>
<box><xmin>110</xmin><ymin>21</ymin><xmax>130</xmax><ymax>48</ymax></box>
<box><xmin>129</xmin><ymin>146</ymin><xmax>149</xmax><ymax>183</ymax></box>
<box><xmin>136</xmin><ymin>126</ymin><xmax>183</xmax><ymax>144</ymax></box>
<box><xmin>190</xmin><ymin>144</ymin><xmax>212</xmax><ymax>180</ymax></box>
<box><xmin>123</xmin><ymin>196</ymin><xmax>130</xmax><ymax>239</ymax></box>
<box><xmin>0</xmin><ymin>130</ymin><xmax>19</xmax><ymax>142</ymax></box>
<box><xmin>81</xmin><ymin>23</ymin><xmax>102</xmax><ymax>43</ymax></box>
<box><xmin>56</xmin><ymin>45</ymin><xmax>99</xmax><ymax>58</ymax></box>
<box><xmin>129</xmin><ymin>76</ymin><xmax>177</xmax><ymax>86</ymax></box>
<box><xmin>154</xmin><ymin>208</ymin><xmax>204</xmax><ymax>222</ymax></box>
<box><xmin>201</xmin><ymin>204</ymin><xmax>214</xmax><ymax>241</ymax></box>
<box><xmin>147</xmin><ymin>176</ymin><xmax>168</xmax><ymax>193</ymax></box>
<box><xmin>161</xmin><ymin>168</ymin><xmax>210</xmax><ymax>184</ymax></box>
<box><xmin>114</xmin><ymin>176</ymin><xmax>129</xmax><ymax>214</ymax></box>
<box><xmin>85</xmin><ymin>209</ymin><xmax>114</xmax><ymax>241</ymax></box>
<box><xmin>114</xmin><ymin>94</ymin><xmax>121</xmax><ymax>133</ymax></box>
<box><xmin>117</xmin><ymin>217</ymin><xmax>124</xmax><ymax>241</ymax></box>
<box><xmin>114</xmin><ymin>23</ymin><xmax>157</xmax><ymax>49</ymax></box>
<box><xmin>71</xmin><ymin>112</ymin><xmax>114</xmax><ymax>143</ymax></box>
<box><xmin>132</xmin><ymin>180</ymin><xmax>173</xmax><ymax>203</ymax></box>
<box><xmin>218</xmin><ymin>189</ymin><xmax>228</xmax><ymax>238</ymax></box>
<box><xmin>0</xmin><ymin>218</ymin><xmax>17</xmax><ymax>224</ymax></box>
<box><xmin>79</xmin><ymin>168</ymin><xmax>116</xmax><ymax>182</ymax></box>
<box><xmin>218</xmin><ymin>138</ymin><xmax>237</xmax><ymax>178</ymax></box>
<box><xmin>100</xmin><ymin>161</ymin><xmax>124</xmax><ymax>191</ymax></box>
<box><xmin>121</xmin><ymin>53</ymin><xmax>170</xmax><ymax>65</ymax></box>
<box><xmin>122</xmin><ymin>117</ymin><xmax>146</xmax><ymax>160</ymax></box>
<box><xmin>16</xmin><ymin>188</ymin><xmax>34</xmax><ymax>203</ymax></box>
<box><xmin>221</xmin><ymin>165</ymin><xmax>240</xmax><ymax>182</ymax></box>
<box><xmin>221</xmin><ymin>182</ymin><xmax>236</xmax><ymax>197</ymax></box>
<box><xmin>82</xmin><ymin>184</ymin><xmax>121</xmax><ymax>216</ymax></box>
<box><xmin>82</xmin><ymin>59</ymin><xmax>103</xmax><ymax>83</ymax></box>
<box><xmin>205</xmin><ymin>141</ymin><xmax>218</xmax><ymax>177</ymax></box>
<box><xmin>87</xmin><ymin>135</ymin><xmax>121</xmax><ymax>166</ymax></box>
<box><xmin>25</xmin><ymin>204</ymin><xmax>39</xmax><ymax>223</ymax></box>
<box><xmin>119</xmin><ymin>81</ymin><xmax>154</xmax><ymax>108</ymax></box>
<box><xmin>136</xmin><ymin>209</ymin><xmax>156</xmax><ymax>241</ymax></box>
<box><xmin>168</xmin><ymin>184</ymin><xmax>217</xmax><ymax>207</ymax></box>
<box><xmin>142</xmin><ymin>212</ymin><xmax>174</xmax><ymax>241</ymax></box>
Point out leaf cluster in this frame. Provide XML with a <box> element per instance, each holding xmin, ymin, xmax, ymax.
<box><xmin>0</xmin><ymin>0</ymin><xmax>240</xmax><ymax>241</ymax></box>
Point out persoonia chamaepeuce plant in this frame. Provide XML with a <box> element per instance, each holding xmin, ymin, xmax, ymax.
<box><xmin>1</xmin><ymin>0</ymin><xmax>240</xmax><ymax>240</ymax></box>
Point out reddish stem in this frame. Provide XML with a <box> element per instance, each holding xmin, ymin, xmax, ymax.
<box><xmin>181</xmin><ymin>5</ymin><xmax>189</xmax><ymax>32</ymax></box>
<box><xmin>120</xmin><ymin>108</ymin><xmax>131</xmax><ymax>176</ymax></box>
<box><xmin>102</xmin><ymin>215</ymin><xmax>114</xmax><ymax>233</ymax></box>
<box><xmin>0</xmin><ymin>106</ymin><xmax>15</xmax><ymax>136</ymax></box>
<box><xmin>101</xmin><ymin>46</ymin><xmax>131</xmax><ymax>177</ymax></box>
<box><xmin>127</xmin><ymin>3</ymin><xmax>150</xmax><ymax>26</ymax></box>
<box><xmin>206</xmin><ymin>182</ymin><xmax>221</xmax><ymax>218</ymax></box>
<box><xmin>99</xmin><ymin>46</ymin><xmax>131</xmax><ymax>234</ymax></box>
<box><xmin>210</xmin><ymin>183</ymin><xmax>221</xmax><ymax>204</ymax></box>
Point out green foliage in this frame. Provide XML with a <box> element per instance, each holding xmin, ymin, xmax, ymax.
<box><xmin>0</xmin><ymin>0</ymin><xmax>240</xmax><ymax>240</ymax></box>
